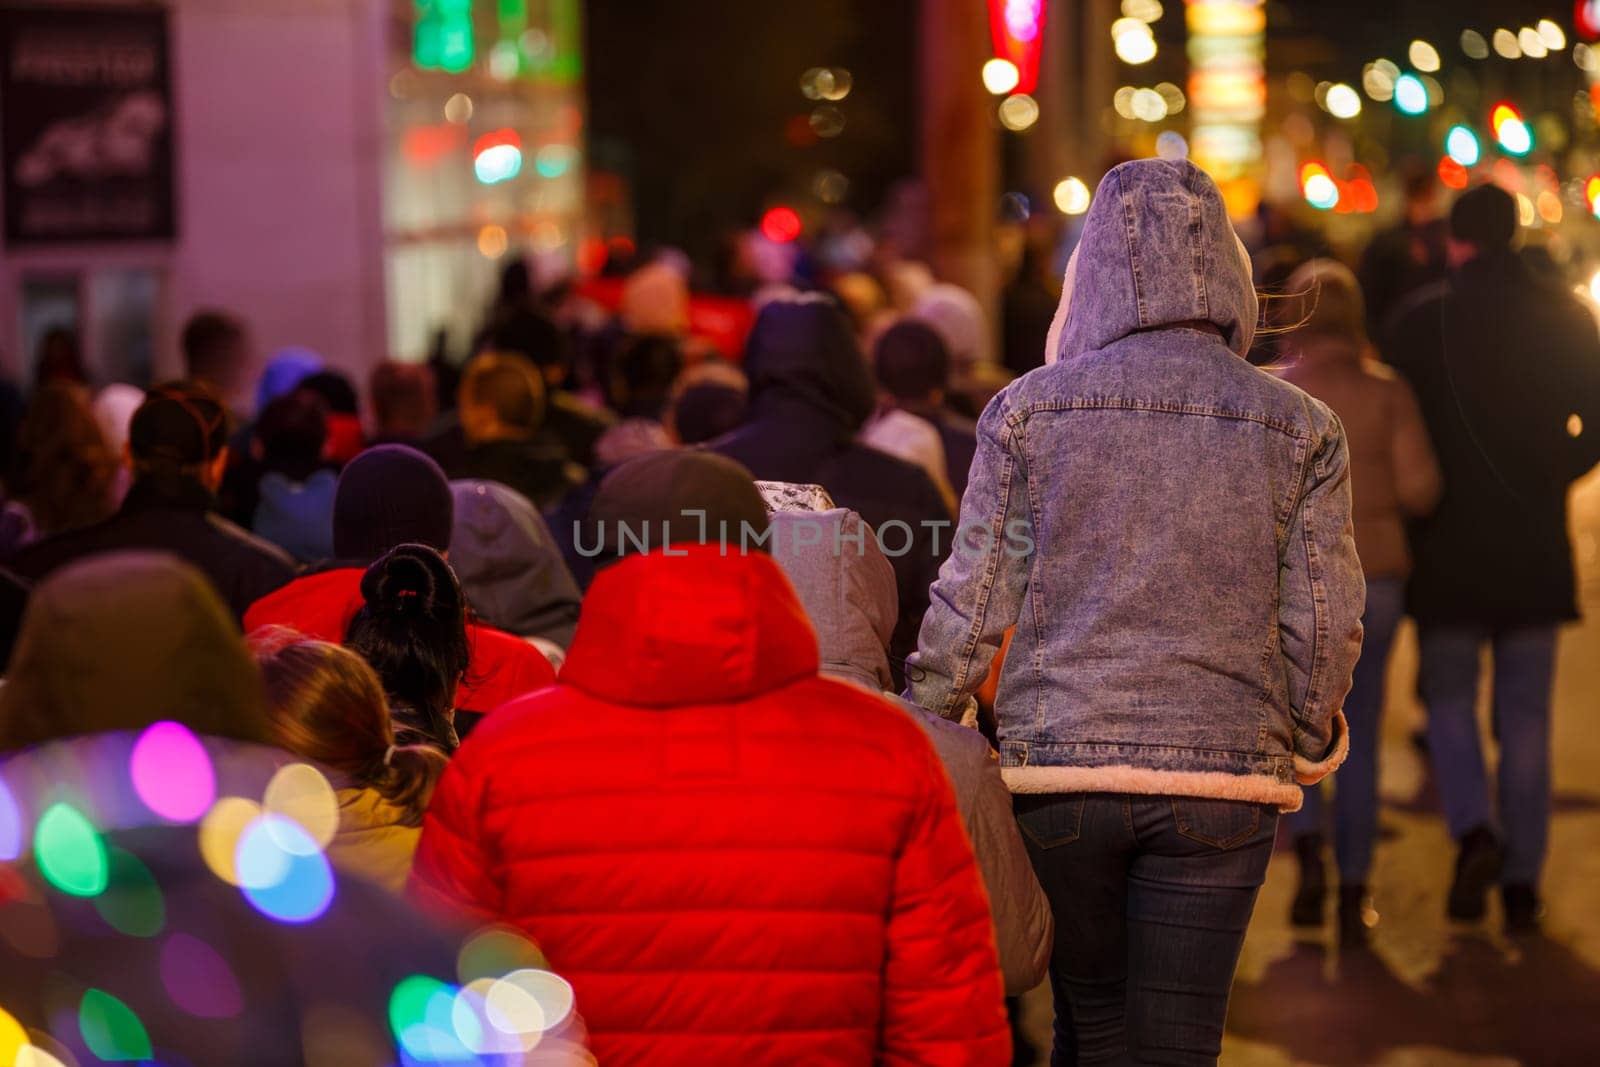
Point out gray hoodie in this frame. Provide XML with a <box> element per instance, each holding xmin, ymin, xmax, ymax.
<box><xmin>769</xmin><ymin>508</ymin><xmax>1052</xmax><ymax>995</ymax></box>
<box><xmin>449</xmin><ymin>480</ymin><xmax>583</xmax><ymax>649</ymax></box>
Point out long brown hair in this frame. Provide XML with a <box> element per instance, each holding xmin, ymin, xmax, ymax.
<box><xmin>251</xmin><ymin>628</ymin><xmax>446</xmax><ymax>826</ymax></box>
<box><xmin>9</xmin><ymin>383</ymin><xmax>117</xmax><ymax>535</ymax></box>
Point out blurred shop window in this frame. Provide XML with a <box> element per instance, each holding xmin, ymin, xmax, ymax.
<box><xmin>19</xmin><ymin>269</ymin><xmax>160</xmax><ymax>388</ymax></box>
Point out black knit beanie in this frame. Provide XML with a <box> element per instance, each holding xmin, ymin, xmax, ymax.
<box><xmin>1450</xmin><ymin>184</ymin><xmax>1518</xmax><ymax>252</ymax></box>
<box><xmin>333</xmin><ymin>444</ymin><xmax>454</xmax><ymax>562</ymax></box>
<box><xmin>587</xmin><ymin>450</ymin><xmax>769</xmax><ymax>567</ymax></box>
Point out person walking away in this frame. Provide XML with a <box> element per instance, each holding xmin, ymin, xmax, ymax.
<box><xmin>908</xmin><ymin>159</ymin><xmax>1365</xmax><ymax>1066</ymax></box>
<box><xmin>1358</xmin><ymin>164</ymin><xmax>1451</xmax><ymax>339</ymax></box>
<box><xmin>410</xmin><ymin>450</ymin><xmax>1010</xmax><ymax>1066</ymax></box>
<box><xmin>345</xmin><ymin>543</ymin><xmax>471</xmax><ymax>752</ymax></box>
<box><xmin>446</xmin><ymin>351</ymin><xmax>585</xmax><ymax>511</ymax></box>
<box><xmin>449</xmin><ymin>479</ymin><xmax>583</xmax><ymax>658</ymax></box>
<box><xmin>710</xmin><ymin>297</ymin><xmax>952</xmax><ymax>680</ymax></box>
<box><xmin>1274</xmin><ymin>259</ymin><xmax>1442</xmax><ymax>943</ymax></box>
<box><xmin>254</xmin><ymin>630</ymin><xmax>448</xmax><ymax>890</ymax></box>
<box><xmin>768</xmin><ymin>506</ymin><xmax>1052</xmax><ymax>996</ymax></box>
<box><xmin>3</xmin><ymin>383</ymin><xmax>119</xmax><ymax>550</ymax></box>
<box><xmin>243</xmin><ymin>444</ymin><xmax>555</xmax><ymax>717</ymax></box>
<box><xmin>6</xmin><ymin>381</ymin><xmax>295</xmax><ymax>621</ymax></box>
<box><xmin>251</xmin><ymin>388</ymin><xmax>338</xmax><ymax>563</ymax></box>
<box><xmin>1382</xmin><ymin>183</ymin><xmax>1600</xmax><ymax>932</ymax></box>
<box><xmin>872</xmin><ymin>318</ymin><xmax>979</xmax><ymax>499</ymax></box>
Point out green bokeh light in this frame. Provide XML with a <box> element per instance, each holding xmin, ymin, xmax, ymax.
<box><xmin>79</xmin><ymin>988</ymin><xmax>153</xmax><ymax>1062</ymax></box>
<box><xmin>35</xmin><ymin>802</ymin><xmax>108</xmax><ymax>898</ymax></box>
<box><xmin>94</xmin><ymin>847</ymin><xmax>165</xmax><ymax>938</ymax></box>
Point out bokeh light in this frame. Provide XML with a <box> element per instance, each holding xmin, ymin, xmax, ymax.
<box><xmin>1538</xmin><ymin>190</ymin><xmax>1563</xmax><ymax>223</ymax></box>
<box><xmin>1325</xmin><ymin>84</ymin><xmax>1361</xmax><ymax>119</ymax></box>
<box><xmin>1363</xmin><ymin>62</ymin><xmax>1395</xmax><ymax>101</ymax></box>
<box><xmin>94</xmin><ymin>847</ymin><xmax>165</xmax><ymax>938</ymax></box>
<box><xmin>809</xmin><ymin>105</ymin><xmax>846</xmax><ymax>138</ymax></box>
<box><xmin>1112</xmin><ymin>18</ymin><xmax>1157</xmax><ymax>64</ymax></box>
<box><xmin>1516</xmin><ymin>192</ymin><xmax>1536</xmax><ymax>227</ymax></box>
<box><xmin>161</xmin><ymin>932</ymin><xmax>244</xmax><ymax>1019</ymax></box>
<box><xmin>477</xmin><ymin>225</ymin><xmax>509</xmax><ymax>259</ymax></box>
<box><xmin>0</xmin><ymin>776</ymin><xmax>21</xmax><ymax>860</ymax></box>
<box><xmin>458</xmin><ymin>926</ymin><xmax>548</xmax><ymax>983</ymax></box>
<box><xmin>130</xmin><ymin>722</ymin><xmax>216</xmax><ymax>822</ymax></box>
<box><xmin>997</xmin><ymin>93</ymin><xmax>1040</xmax><ymax>130</ymax></box>
<box><xmin>199</xmin><ymin>797</ymin><xmax>263</xmax><ymax>886</ymax></box>
<box><xmin>78</xmin><ymin>989</ymin><xmax>152</xmax><ymax>1062</ymax></box>
<box><xmin>981</xmin><ymin>58</ymin><xmax>1020</xmax><ymax>95</ymax></box>
<box><xmin>1460</xmin><ymin>30</ymin><xmax>1489</xmax><ymax>60</ymax></box>
<box><xmin>442</xmin><ymin>92</ymin><xmax>472</xmax><ymax>124</ymax></box>
<box><xmin>1408</xmin><ymin>40</ymin><xmax>1440</xmax><ymax>72</ymax></box>
<box><xmin>1155</xmin><ymin>130</ymin><xmax>1189</xmax><ymax>160</ymax></box>
<box><xmin>35</xmin><ymin>803</ymin><xmax>107</xmax><ymax>898</ymax></box>
<box><xmin>472</xmin><ymin>130</ymin><xmax>523</xmax><ymax>185</ymax></box>
<box><xmin>1538</xmin><ymin>19</ymin><xmax>1567</xmax><ymax>50</ymax></box>
<box><xmin>1438</xmin><ymin>157</ymin><xmax>1469</xmax><ymax>189</ymax></box>
<box><xmin>0</xmin><ymin>1006</ymin><xmax>25</xmax><ymax>1065</ymax></box>
<box><xmin>1053</xmin><ymin>177</ymin><xmax>1091</xmax><ymax>215</ymax></box>
<box><xmin>1393</xmin><ymin>74</ymin><xmax>1428</xmax><ymax>115</ymax></box>
<box><xmin>1493</xmin><ymin>28</ymin><xmax>1521</xmax><ymax>59</ymax></box>
<box><xmin>489</xmin><ymin>969</ymin><xmax>574</xmax><ymax>1036</ymax></box>
<box><xmin>389</xmin><ymin>975</ymin><xmax>472</xmax><ymax>1061</ymax></box>
<box><xmin>1446</xmin><ymin>125</ymin><xmax>1481</xmax><ymax>167</ymax></box>
<box><xmin>1518</xmin><ymin>27</ymin><xmax>1548</xmax><ymax>59</ymax></box>
<box><xmin>236</xmin><ymin>815</ymin><xmax>335</xmax><ymax>924</ymax></box>
<box><xmin>1497</xmin><ymin>118</ymin><xmax>1533</xmax><ymax>155</ymax></box>
<box><xmin>263</xmin><ymin>763</ymin><xmax>338</xmax><ymax>853</ymax></box>
<box><xmin>759</xmin><ymin>206</ymin><xmax>802</xmax><ymax>243</ymax></box>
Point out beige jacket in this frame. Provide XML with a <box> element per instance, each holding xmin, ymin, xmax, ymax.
<box><xmin>1276</xmin><ymin>339</ymin><xmax>1443</xmax><ymax>579</ymax></box>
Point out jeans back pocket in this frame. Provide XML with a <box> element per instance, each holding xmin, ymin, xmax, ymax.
<box><xmin>1014</xmin><ymin>794</ymin><xmax>1086</xmax><ymax>850</ymax></box>
<box><xmin>1170</xmin><ymin>797</ymin><xmax>1264</xmax><ymax>850</ymax></box>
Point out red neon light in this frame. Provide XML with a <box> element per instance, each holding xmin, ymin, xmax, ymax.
<box><xmin>988</xmin><ymin>0</ymin><xmax>1047</xmax><ymax>95</ymax></box>
<box><xmin>1577</xmin><ymin>2</ymin><xmax>1600</xmax><ymax>41</ymax></box>
<box><xmin>472</xmin><ymin>128</ymin><xmax>521</xmax><ymax>157</ymax></box>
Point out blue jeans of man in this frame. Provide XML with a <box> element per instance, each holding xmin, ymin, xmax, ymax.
<box><xmin>1016</xmin><ymin>793</ymin><xmax>1278</xmax><ymax>1066</ymax></box>
<box><xmin>1418</xmin><ymin>624</ymin><xmax>1558</xmax><ymax>885</ymax></box>
<box><xmin>1286</xmin><ymin>578</ymin><xmax>1406</xmax><ymax>883</ymax></box>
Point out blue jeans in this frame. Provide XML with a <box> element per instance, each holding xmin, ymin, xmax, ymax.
<box><xmin>1418</xmin><ymin>624</ymin><xmax>1558</xmax><ymax>885</ymax></box>
<box><xmin>1286</xmin><ymin>578</ymin><xmax>1406</xmax><ymax>883</ymax></box>
<box><xmin>1016</xmin><ymin>793</ymin><xmax>1278</xmax><ymax>1066</ymax></box>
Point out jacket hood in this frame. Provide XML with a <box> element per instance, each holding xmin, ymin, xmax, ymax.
<box><xmin>0</xmin><ymin>552</ymin><xmax>271</xmax><ymax>750</ymax></box>
<box><xmin>1050</xmin><ymin>159</ymin><xmax>1258</xmax><ymax>362</ymax></box>
<box><xmin>769</xmin><ymin>509</ymin><xmax>897</xmax><ymax>692</ymax></box>
<box><xmin>742</xmin><ymin>297</ymin><xmax>876</xmax><ymax>434</ymax></box>
<box><xmin>561</xmin><ymin>545</ymin><xmax>819</xmax><ymax>706</ymax></box>
<box><xmin>449</xmin><ymin>479</ymin><xmax>582</xmax><ymax>646</ymax></box>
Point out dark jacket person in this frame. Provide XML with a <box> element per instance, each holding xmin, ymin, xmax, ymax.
<box><xmin>709</xmin><ymin>297</ymin><xmax>952</xmax><ymax>677</ymax></box>
<box><xmin>1382</xmin><ymin>183</ymin><xmax>1600</xmax><ymax>929</ymax></box>
<box><xmin>5</xmin><ymin>381</ymin><xmax>295</xmax><ymax>621</ymax></box>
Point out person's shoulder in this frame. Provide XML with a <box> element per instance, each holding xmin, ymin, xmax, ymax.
<box><xmin>4</xmin><ymin>515</ymin><xmax>115</xmax><ymax>578</ymax></box>
<box><xmin>204</xmin><ymin>512</ymin><xmax>296</xmax><ymax>572</ymax></box>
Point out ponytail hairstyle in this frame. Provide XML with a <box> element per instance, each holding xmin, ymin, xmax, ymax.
<box><xmin>344</xmin><ymin>543</ymin><xmax>470</xmax><ymax>753</ymax></box>
<box><xmin>251</xmin><ymin>628</ymin><xmax>447</xmax><ymax>826</ymax></box>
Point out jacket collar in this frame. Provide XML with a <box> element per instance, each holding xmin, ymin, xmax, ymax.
<box><xmin>560</xmin><ymin>545</ymin><xmax>819</xmax><ymax>707</ymax></box>
<box><xmin>120</xmin><ymin>472</ymin><xmax>215</xmax><ymax>515</ymax></box>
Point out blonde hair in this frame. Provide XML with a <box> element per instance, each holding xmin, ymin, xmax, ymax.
<box><xmin>252</xmin><ymin>629</ymin><xmax>446</xmax><ymax>826</ymax></box>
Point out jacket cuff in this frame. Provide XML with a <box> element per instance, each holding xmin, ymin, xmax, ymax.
<box><xmin>1293</xmin><ymin>709</ymin><xmax>1349</xmax><ymax>785</ymax></box>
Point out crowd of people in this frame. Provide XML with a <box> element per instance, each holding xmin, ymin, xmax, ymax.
<box><xmin>0</xmin><ymin>158</ymin><xmax>1596</xmax><ymax>1066</ymax></box>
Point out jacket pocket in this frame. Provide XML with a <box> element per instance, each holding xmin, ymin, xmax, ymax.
<box><xmin>1014</xmin><ymin>794</ymin><xmax>1085</xmax><ymax>850</ymax></box>
<box><xmin>1170</xmin><ymin>798</ymin><xmax>1263</xmax><ymax>850</ymax></box>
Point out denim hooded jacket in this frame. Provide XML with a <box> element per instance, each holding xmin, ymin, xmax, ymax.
<box><xmin>906</xmin><ymin>159</ymin><xmax>1365</xmax><ymax>811</ymax></box>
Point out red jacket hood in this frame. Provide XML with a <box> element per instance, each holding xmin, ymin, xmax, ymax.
<box><xmin>560</xmin><ymin>546</ymin><xmax>819</xmax><ymax>707</ymax></box>
<box><xmin>244</xmin><ymin>567</ymin><xmax>554</xmax><ymax>713</ymax></box>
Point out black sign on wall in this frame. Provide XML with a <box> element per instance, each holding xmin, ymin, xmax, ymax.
<box><xmin>0</xmin><ymin>4</ymin><xmax>176</xmax><ymax>245</ymax></box>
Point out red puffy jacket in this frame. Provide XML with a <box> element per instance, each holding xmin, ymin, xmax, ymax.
<box><xmin>243</xmin><ymin>568</ymin><xmax>554</xmax><ymax>713</ymax></box>
<box><xmin>410</xmin><ymin>546</ymin><xmax>1009</xmax><ymax>1066</ymax></box>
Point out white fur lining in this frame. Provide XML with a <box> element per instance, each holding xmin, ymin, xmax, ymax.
<box><xmin>1293</xmin><ymin>708</ymin><xmax>1349</xmax><ymax>786</ymax></box>
<box><xmin>1000</xmin><ymin>764</ymin><xmax>1304</xmax><ymax>813</ymax></box>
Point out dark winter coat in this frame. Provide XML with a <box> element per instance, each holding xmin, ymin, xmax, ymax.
<box><xmin>1383</xmin><ymin>253</ymin><xmax>1600</xmax><ymax>626</ymax></box>
<box><xmin>709</xmin><ymin>299</ymin><xmax>952</xmax><ymax>674</ymax></box>
<box><xmin>5</xmin><ymin>473</ymin><xmax>295</xmax><ymax>623</ymax></box>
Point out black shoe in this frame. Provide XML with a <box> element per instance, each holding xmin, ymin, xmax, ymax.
<box><xmin>1502</xmin><ymin>883</ymin><xmax>1543</xmax><ymax>934</ymax></box>
<box><xmin>1448</xmin><ymin>826</ymin><xmax>1504</xmax><ymax>922</ymax></box>
<box><xmin>1290</xmin><ymin>834</ymin><xmax>1328</xmax><ymax>928</ymax></box>
<box><xmin>1338</xmin><ymin>885</ymin><xmax>1376</xmax><ymax>947</ymax></box>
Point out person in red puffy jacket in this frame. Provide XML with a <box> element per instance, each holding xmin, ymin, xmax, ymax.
<box><xmin>410</xmin><ymin>450</ymin><xmax>1010</xmax><ymax>1066</ymax></box>
<box><xmin>244</xmin><ymin>444</ymin><xmax>554</xmax><ymax>718</ymax></box>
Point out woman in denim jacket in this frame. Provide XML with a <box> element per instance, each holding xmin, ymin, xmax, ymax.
<box><xmin>907</xmin><ymin>159</ymin><xmax>1365</xmax><ymax>1066</ymax></box>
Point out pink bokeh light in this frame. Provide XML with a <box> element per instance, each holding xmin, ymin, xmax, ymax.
<box><xmin>129</xmin><ymin>722</ymin><xmax>216</xmax><ymax>822</ymax></box>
